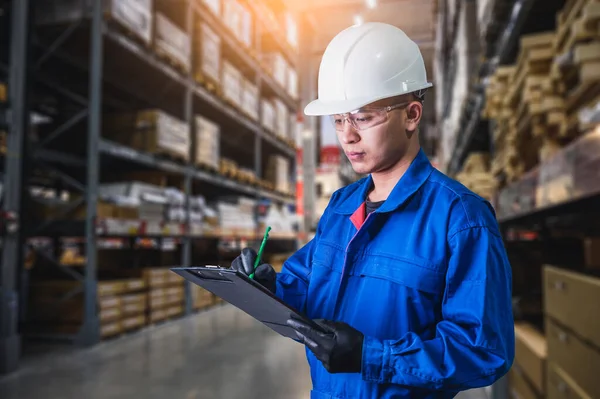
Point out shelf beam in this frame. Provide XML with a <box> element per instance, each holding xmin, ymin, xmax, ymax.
<box><xmin>77</xmin><ymin>0</ymin><xmax>103</xmax><ymax>347</ymax></box>
<box><xmin>183</xmin><ymin>0</ymin><xmax>194</xmax><ymax>316</ymax></box>
<box><xmin>1</xmin><ymin>0</ymin><xmax>31</xmax><ymax>375</ymax></box>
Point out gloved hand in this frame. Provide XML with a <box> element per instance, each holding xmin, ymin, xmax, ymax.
<box><xmin>287</xmin><ymin>317</ymin><xmax>364</xmax><ymax>374</ymax></box>
<box><xmin>231</xmin><ymin>247</ymin><xmax>277</xmax><ymax>294</ymax></box>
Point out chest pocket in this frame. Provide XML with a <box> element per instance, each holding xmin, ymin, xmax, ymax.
<box><xmin>351</xmin><ymin>254</ymin><xmax>445</xmax><ymax>294</ymax></box>
<box><xmin>345</xmin><ymin>255</ymin><xmax>446</xmax><ymax>338</ymax></box>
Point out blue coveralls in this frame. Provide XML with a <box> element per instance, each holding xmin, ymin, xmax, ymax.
<box><xmin>276</xmin><ymin>150</ymin><xmax>515</xmax><ymax>398</ymax></box>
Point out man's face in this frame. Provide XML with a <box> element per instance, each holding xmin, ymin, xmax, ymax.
<box><xmin>333</xmin><ymin>96</ymin><xmax>422</xmax><ymax>175</ymax></box>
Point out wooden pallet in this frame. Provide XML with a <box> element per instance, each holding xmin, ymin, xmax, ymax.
<box><xmin>555</xmin><ymin>0</ymin><xmax>600</xmax><ymax>53</ymax></box>
<box><xmin>194</xmin><ymin>71</ymin><xmax>221</xmax><ymax>98</ymax></box>
<box><xmin>195</xmin><ymin>159</ymin><xmax>219</xmax><ymax>174</ymax></box>
<box><xmin>154</xmin><ymin>148</ymin><xmax>189</xmax><ymax>165</ymax></box>
<box><xmin>219</xmin><ymin>158</ymin><xmax>239</xmax><ymax>179</ymax></box>
<box><xmin>154</xmin><ymin>48</ymin><xmax>190</xmax><ymax>75</ymax></box>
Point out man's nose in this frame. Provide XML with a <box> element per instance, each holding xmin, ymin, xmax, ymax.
<box><xmin>339</xmin><ymin>120</ymin><xmax>360</xmax><ymax>144</ymax></box>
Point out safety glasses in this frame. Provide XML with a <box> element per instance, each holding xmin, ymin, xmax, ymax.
<box><xmin>329</xmin><ymin>102</ymin><xmax>410</xmax><ymax>132</ymax></box>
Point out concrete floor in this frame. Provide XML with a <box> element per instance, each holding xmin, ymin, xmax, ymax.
<box><xmin>0</xmin><ymin>305</ymin><xmax>488</xmax><ymax>399</ymax></box>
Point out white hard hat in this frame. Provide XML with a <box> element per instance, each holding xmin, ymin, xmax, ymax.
<box><xmin>304</xmin><ymin>22</ymin><xmax>433</xmax><ymax>116</ymax></box>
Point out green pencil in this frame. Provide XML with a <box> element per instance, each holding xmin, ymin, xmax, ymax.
<box><xmin>249</xmin><ymin>226</ymin><xmax>271</xmax><ymax>279</ymax></box>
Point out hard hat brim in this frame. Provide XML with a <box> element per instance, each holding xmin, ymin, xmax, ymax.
<box><xmin>304</xmin><ymin>97</ymin><xmax>379</xmax><ymax>116</ymax></box>
<box><xmin>304</xmin><ymin>83</ymin><xmax>433</xmax><ymax>116</ymax></box>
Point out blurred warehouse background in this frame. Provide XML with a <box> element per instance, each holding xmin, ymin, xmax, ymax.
<box><xmin>0</xmin><ymin>0</ymin><xmax>599</xmax><ymax>398</ymax></box>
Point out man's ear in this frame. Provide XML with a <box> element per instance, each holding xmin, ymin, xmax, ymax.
<box><xmin>405</xmin><ymin>102</ymin><xmax>423</xmax><ymax>134</ymax></box>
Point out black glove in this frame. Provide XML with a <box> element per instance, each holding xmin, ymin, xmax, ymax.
<box><xmin>287</xmin><ymin>317</ymin><xmax>364</xmax><ymax>374</ymax></box>
<box><xmin>231</xmin><ymin>247</ymin><xmax>277</xmax><ymax>294</ymax></box>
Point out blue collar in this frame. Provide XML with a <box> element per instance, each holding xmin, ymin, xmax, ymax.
<box><xmin>332</xmin><ymin>149</ymin><xmax>434</xmax><ymax>215</ymax></box>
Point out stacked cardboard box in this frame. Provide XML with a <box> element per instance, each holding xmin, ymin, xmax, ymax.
<box><xmin>191</xmin><ymin>285</ymin><xmax>214</xmax><ymax>310</ymax></box>
<box><xmin>143</xmin><ymin>268</ymin><xmax>185</xmax><ymax>323</ymax></box>
<box><xmin>287</xmin><ymin>68</ymin><xmax>298</xmax><ymax>100</ymax></box>
<box><xmin>265</xmin><ymin>155</ymin><xmax>290</xmax><ymax>194</ymax></box>
<box><xmin>113</xmin><ymin>0</ymin><xmax>153</xmax><ymax>45</ymax></box>
<box><xmin>544</xmin><ymin>266</ymin><xmax>600</xmax><ymax>398</ymax></box>
<box><xmin>222</xmin><ymin>61</ymin><xmax>242</xmax><ymax>109</ymax></box>
<box><xmin>264</xmin><ymin>52</ymin><xmax>289</xmax><ymax>90</ymax></box>
<box><xmin>239</xmin><ymin>4</ymin><xmax>252</xmax><ymax>49</ymax></box>
<box><xmin>28</xmin><ymin>278</ymin><xmax>147</xmax><ymax>339</ymax></box>
<box><xmin>202</xmin><ymin>0</ymin><xmax>220</xmax><ymax>16</ymax></box>
<box><xmin>283</xmin><ymin>12</ymin><xmax>298</xmax><ymax>49</ymax></box>
<box><xmin>261</xmin><ymin>99</ymin><xmax>276</xmax><ymax>134</ymax></box>
<box><xmin>216</xmin><ymin>197</ymin><xmax>256</xmax><ymax>234</ymax></box>
<box><xmin>274</xmin><ymin>99</ymin><xmax>289</xmax><ymax>141</ymax></box>
<box><xmin>509</xmin><ymin>323</ymin><xmax>547</xmax><ymax>399</ymax></box>
<box><xmin>194</xmin><ymin>22</ymin><xmax>221</xmax><ymax>88</ymax></box>
<box><xmin>241</xmin><ymin>78</ymin><xmax>259</xmax><ymax>121</ymax></box>
<box><xmin>104</xmin><ymin>110</ymin><xmax>191</xmax><ymax>162</ymax></box>
<box><xmin>194</xmin><ymin>115</ymin><xmax>220</xmax><ymax>170</ymax></box>
<box><xmin>37</xmin><ymin>1</ymin><xmax>153</xmax><ymax>46</ymax></box>
<box><xmin>222</xmin><ymin>0</ymin><xmax>251</xmax><ymax>48</ymax></box>
<box><xmin>154</xmin><ymin>13</ymin><xmax>191</xmax><ymax>72</ymax></box>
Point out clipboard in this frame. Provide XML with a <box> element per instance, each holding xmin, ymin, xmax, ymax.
<box><xmin>170</xmin><ymin>266</ymin><xmax>323</xmax><ymax>340</ymax></box>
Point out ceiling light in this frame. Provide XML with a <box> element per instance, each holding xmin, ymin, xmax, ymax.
<box><xmin>366</xmin><ymin>0</ymin><xmax>377</xmax><ymax>9</ymax></box>
<box><xmin>354</xmin><ymin>14</ymin><xmax>364</xmax><ymax>26</ymax></box>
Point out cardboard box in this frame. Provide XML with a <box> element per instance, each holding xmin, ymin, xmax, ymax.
<box><xmin>149</xmin><ymin>308</ymin><xmax>168</xmax><ymax>323</ymax></box>
<box><xmin>120</xmin><ymin>293</ymin><xmax>147</xmax><ymax>315</ymax></box>
<box><xmin>261</xmin><ymin>99</ymin><xmax>276</xmax><ymax>133</ymax></box>
<box><xmin>242</xmin><ymin>78</ymin><xmax>259</xmax><ymax>120</ymax></box>
<box><xmin>121</xmin><ymin>314</ymin><xmax>146</xmax><ymax>331</ymax></box>
<box><xmin>192</xmin><ymin>285</ymin><xmax>213</xmax><ymax>309</ymax></box>
<box><xmin>27</xmin><ymin>295</ymin><xmax>122</xmax><ymax>324</ymax></box>
<box><xmin>265</xmin><ymin>52</ymin><xmax>288</xmax><ymax>89</ymax></box>
<box><xmin>124</xmin><ymin>278</ymin><xmax>146</xmax><ymax>293</ymax></box>
<box><xmin>265</xmin><ymin>155</ymin><xmax>290</xmax><ymax>194</ymax></box>
<box><xmin>546</xmin><ymin>362</ymin><xmax>591</xmax><ymax>399</ymax></box>
<box><xmin>239</xmin><ymin>5</ymin><xmax>252</xmax><ymax>48</ymax></box>
<box><xmin>546</xmin><ymin>318</ymin><xmax>600</xmax><ymax>398</ymax></box>
<box><xmin>508</xmin><ymin>365</ymin><xmax>542</xmax><ymax>399</ymax></box>
<box><xmin>274</xmin><ymin>99</ymin><xmax>289</xmax><ymax>139</ymax></box>
<box><xmin>142</xmin><ymin>268</ymin><xmax>170</xmax><ymax>288</ymax></box>
<box><xmin>202</xmin><ymin>0</ymin><xmax>220</xmax><ymax>15</ymax></box>
<box><xmin>195</xmin><ymin>22</ymin><xmax>221</xmax><ymax>84</ymax></box>
<box><xmin>165</xmin><ymin>304</ymin><xmax>184</xmax><ymax>318</ymax></box>
<box><xmin>148</xmin><ymin>288</ymin><xmax>167</xmax><ymax>309</ymax></box>
<box><xmin>544</xmin><ymin>266</ymin><xmax>600</xmax><ymax>349</ymax></box>
<box><xmin>154</xmin><ymin>13</ymin><xmax>191</xmax><ymax>71</ymax></box>
<box><xmin>69</xmin><ymin>200</ymin><xmax>116</xmax><ymax>220</ymax></box>
<box><xmin>514</xmin><ymin>322</ymin><xmax>547</xmax><ymax>394</ymax></box>
<box><xmin>135</xmin><ymin>110</ymin><xmax>190</xmax><ymax>161</ymax></box>
<box><xmin>106</xmin><ymin>110</ymin><xmax>190</xmax><ymax>161</ymax></box>
<box><xmin>110</xmin><ymin>0</ymin><xmax>153</xmax><ymax>45</ymax></box>
<box><xmin>195</xmin><ymin>115</ymin><xmax>220</xmax><ymax>169</ymax></box>
<box><xmin>222</xmin><ymin>61</ymin><xmax>242</xmax><ymax>107</ymax></box>
<box><xmin>583</xmin><ymin>238</ymin><xmax>600</xmax><ymax>270</ymax></box>
<box><xmin>284</xmin><ymin>12</ymin><xmax>298</xmax><ymax>49</ymax></box>
<box><xmin>101</xmin><ymin>322</ymin><xmax>122</xmax><ymax>338</ymax></box>
<box><xmin>37</xmin><ymin>0</ymin><xmax>153</xmax><ymax>45</ymax></box>
<box><xmin>287</xmin><ymin>67</ymin><xmax>298</xmax><ymax>99</ymax></box>
<box><xmin>223</xmin><ymin>0</ymin><xmax>243</xmax><ymax>40</ymax></box>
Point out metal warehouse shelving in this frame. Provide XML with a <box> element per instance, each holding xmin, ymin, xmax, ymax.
<box><xmin>445</xmin><ymin>0</ymin><xmax>566</xmax><ymax>176</ymax></box>
<box><xmin>0</xmin><ymin>0</ymin><xmax>301</xmax><ymax>374</ymax></box>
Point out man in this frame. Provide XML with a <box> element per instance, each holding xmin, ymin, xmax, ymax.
<box><xmin>233</xmin><ymin>22</ymin><xmax>514</xmax><ymax>398</ymax></box>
